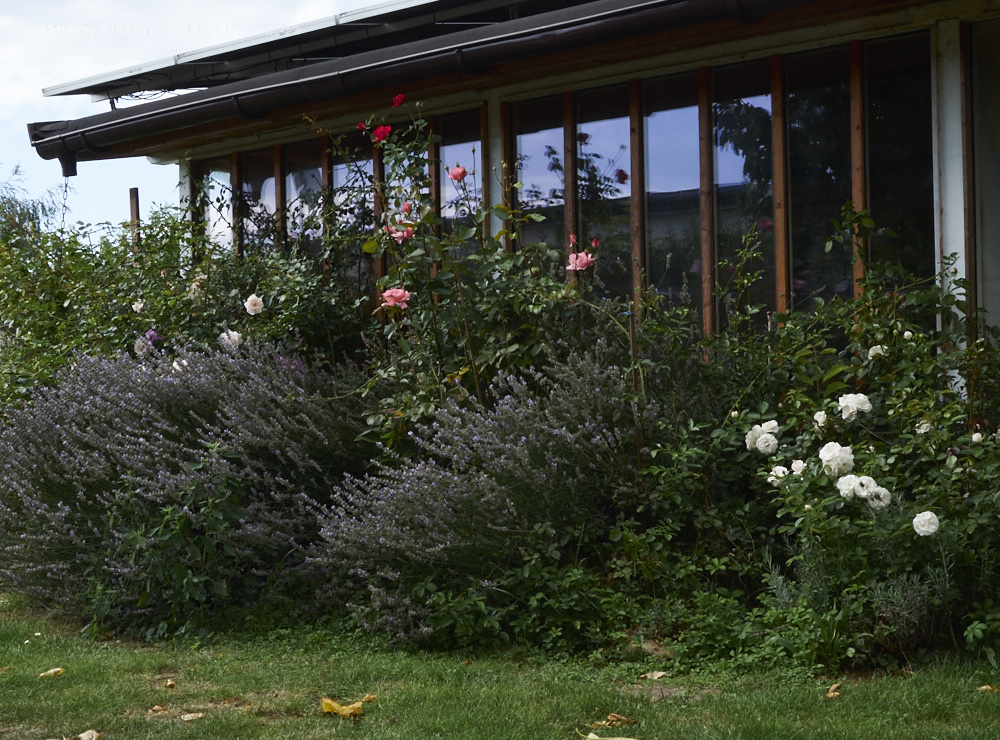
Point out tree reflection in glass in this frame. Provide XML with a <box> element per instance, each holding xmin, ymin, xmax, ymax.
<box><xmin>512</xmin><ymin>96</ymin><xmax>564</xmax><ymax>248</ymax></box>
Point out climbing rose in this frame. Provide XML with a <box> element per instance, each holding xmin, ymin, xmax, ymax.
<box><xmin>755</xmin><ymin>433</ymin><xmax>778</xmax><ymax>456</ymax></box>
<box><xmin>244</xmin><ymin>293</ymin><xmax>264</xmax><ymax>316</ymax></box>
<box><xmin>218</xmin><ymin>329</ymin><xmax>243</xmax><ymax>353</ymax></box>
<box><xmin>356</xmin><ymin>121</ymin><xmax>367</xmax><ymax>131</ymax></box>
<box><xmin>767</xmin><ymin>465</ymin><xmax>789</xmax><ymax>486</ymax></box>
<box><xmin>392</xmin><ymin>93</ymin><xmax>405</xmax><ymax>108</ymax></box>
<box><xmin>373</xmin><ymin>125</ymin><xmax>392</xmax><ymax>142</ymax></box>
<box><xmin>566</xmin><ymin>251</ymin><xmax>595</xmax><ymax>271</ymax></box>
<box><xmin>838</xmin><ymin>393</ymin><xmax>872</xmax><ymax>421</ymax></box>
<box><xmin>131</xmin><ymin>300</ymin><xmax>144</xmax><ymax>313</ymax></box>
<box><xmin>133</xmin><ymin>337</ymin><xmax>153</xmax><ymax>358</ymax></box>
<box><xmin>819</xmin><ymin>442</ymin><xmax>854</xmax><ymax>477</ymax></box>
<box><xmin>401</xmin><ymin>201</ymin><xmax>412</xmax><ymax>215</ymax></box>
<box><xmin>448</xmin><ymin>165</ymin><xmax>467</xmax><ymax>181</ymax></box>
<box><xmin>868</xmin><ymin>344</ymin><xmax>887</xmax><ymax>359</ymax></box>
<box><xmin>912</xmin><ymin>511</ymin><xmax>939</xmax><ymax>536</ymax></box>
<box><xmin>381</xmin><ymin>288</ymin><xmax>411</xmax><ymax>309</ymax></box>
<box><xmin>385</xmin><ymin>225</ymin><xmax>415</xmax><ymax>244</ymax></box>
<box><xmin>791</xmin><ymin>459</ymin><xmax>806</xmax><ymax>475</ymax></box>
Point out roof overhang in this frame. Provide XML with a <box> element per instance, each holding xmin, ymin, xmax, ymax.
<box><xmin>29</xmin><ymin>0</ymin><xmax>814</xmax><ymax>176</ymax></box>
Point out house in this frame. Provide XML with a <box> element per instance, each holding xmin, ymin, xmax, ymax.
<box><xmin>26</xmin><ymin>0</ymin><xmax>1000</xmax><ymax>332</ymax></box>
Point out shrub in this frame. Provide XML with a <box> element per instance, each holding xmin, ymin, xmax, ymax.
<box><xmin>0</xmin><ymin>343</ymin><xmax>372</xmax><ymax>637</ymax></box>
<box><xmin>311</xmin><ymin>343</ymin><xmax>654</xmax><ymax>648</ymax></box>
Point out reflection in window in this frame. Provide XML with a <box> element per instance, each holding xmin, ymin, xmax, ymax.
<box><xmin>285</xmin><ymin>139</ymin><xmax>324</xmax><ymax>250</ymax></box>
<box><xmin>577</xmin><ymin>84</ymin><xmax>632</xmax><ymax>297</ymax></box>
<box><xmin>866</xmin><ymin>33</ymin><xmax>934</xmax><ymax>280</ymax></box>
<box><xmin>239</xmin><ymin>148</ymin><xmax>277</xmax><ymax>252</ymax></box>
<box><xmin>329</xmin><ymin>131</ymin><xmax>376</xmax><ymax>295</ymax></box>
<box><xmin>437</xmin><ymin>109</ymin><xmax>481</xmax><ymax>226</ymax></box>
<box><xmin>713</xmin><ymin>60</ymin><xmax>775</xmax><ymax>322</ymax></box>
<box><xmin>786</xmin><ymin>47</ymin><xmax>852</xmax><ymax>308</ymax></box>
<box><xmin>512</xmin><ymin>95</ymin><xmax>564</xmax><ymax>247</ymax></box>
<box><xmin>974</xmin><ymin>21</ymin><xmax>1000</xmax><ymax>326</ymax></box>
<box><xmin>198</xmin><ymin>156</ymin><xmax>232</xmax><ymax>249</ymax></box>
<box><xmin>644</xmin><ymin>73</ymin><xmax>700</xmax><ymax>309</ymax></box>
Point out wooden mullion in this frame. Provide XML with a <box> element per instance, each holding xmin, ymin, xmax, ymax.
<box><xmin>698</xmin><ymin>66</ymin><xmax>716</xmax><ymax>335</ymax></box>
<box><xmin>231</xmin><ymin>152</ymin><xmax>243</xmax><ymax>255</ymax></box>
<box><xmin>960</xmin><ymin>21</ymin><xmax>977</xmax><ymax>328</ymax></box>
<box><xmin>479</xmin><ymin>102</ymin><xmax>490</xmax><ymax>212</ymax></box>
<box><xmin>500</xmin><ymin>100</ymin><xmax>514</xmax><ymax>251</ymax></box>
<box><xmin>274</xmin><ymin>143</ymin><xmax>287</xmax><ymax>248</ymax></box>
<box><xmin>850</xmin><ymin>39</ymin><xmax>867</xmax><ymax>297</ymax></box>
<box><xmin>563</xmin><ymin>90</ymin><xmax>577</xmax><ymax>261</ymax></box>
<box><xmin>629</xmin><ymin>77</ymin><xmax>646</xmax><ymax>315</ymax></box>
<box><xmin>771</xmin><ymin>54</ymin><xmax>790</xmax><ymax>315</ymax></box>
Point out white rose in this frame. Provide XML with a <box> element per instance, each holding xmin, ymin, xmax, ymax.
<box><xmin>838</xmin><ymin>393</ymin><xmax>872</xmax><ymax>422</ymax></box>
<box><xmin>836</xmin><ymin>475</ymin><xmax>860</xmax><ymax>499</ymax></box>
<box><xmin>813</xmin><ymin>410</ymin><xmax>827</xmax><ymax>428</ymax></box>
<box><xmin>868</xmin><ymin>486</ymin><xmax>891</xmax><ymax>510</ymax></box>
<box><xmin>132</xmin><ymin>300</ymin><xmax>144</xmax><ymax>313</ymax></box>
<box><xmin>791</xmin><ymin>459</ymin><xmax>806</xmax><ymax>475</ymax></box>
<box><xmin>903</xmin><ymin>330</ymin><xmax>914</xmax><ymax>340</ymax></box>
<box><xmin>133</xmin><ymin>337</ymin><xmax>153</xmax><ymax>358</ymax></box>
<box><xmin>868</xmin><ymin>345</ymin><xmax>887</xmax><ymax>359</ymax></box>
<box><xmin>218</xmin><ymin>329</ymin><xmax>243</xmax><ymax>353</ymax></box>
<box><xmin>912</xmin><ymin>511</ymin><xmax>939</xmax><ymax>536</ymax></box>
<box><xmin>767</xmin><ymin>465</ymin><xmax>789</xmax><ymax>486</ymax></box>
<box><xmin>761</xmin><ymin>420</ymin><xmax>779</xmax><ymax>434</ymax></box>
<box><xmin>972</xmin><ymin>432</ymin><xmax>983</xmax><ymax>443</ymax></box>
<box><xmin>756</xmin><ymin>433</ymin><xmax>779</xmax><ymax>456</ymax></box>
<box><xmin>244</xmin><ymin>293</ymin><xmax>265</xmax><ymax>316</ymax></box>
<box><xmin>916</xmin><ymin>420</ymin><xmax>932</xmax><ymax>435</ymax></box>
<box><xmin>855</xmin><ymin>475</ymin><xmax>878</xmax><ymax>499</ymax></box>
<box><xmin>745</xmin><ymin>424</ymin><xmax>763</xmax><ymax>451</ymax></box>
<box><xmin>819</xmin><ymin>442</ymin><xmax>854</xmax><ymax>477</ymax></box>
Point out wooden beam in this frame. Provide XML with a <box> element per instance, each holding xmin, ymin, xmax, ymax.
<box><xmin>129</xmin><ymin>186</ymin><xmax>140</xmax><ymax>249</ymax></box>
<box><xmin>698</xmin><ymin>66</ymin><xmax>716</xmax><ymax>334</ymax></box>
<box><xmin>629</xmin><ymin>77</ymin><xmax>647</xmax><ymax>315</ymax></box>
<box><xmin>563</xmin><ymin>90</ymin><xmax>577</xmax><ymax>259</ymax></box>
<box><xmin>771</xmin><ymin>54</ymin><xmax>790</xmax><ymax>314</ymax></box>
<box><xmin>231</xmin><ymin>152</ymin><xmax>243</xmax><ymax>255</ymax></box>
<box><xmin>273</xmin><ymin>143</ymin><xmax>286</xmax><ymax>247</ymax></box>
<box><xmin>850</xmin><ymin>39</ymin><xmax>867</xmax><ymax>297</ymax></box>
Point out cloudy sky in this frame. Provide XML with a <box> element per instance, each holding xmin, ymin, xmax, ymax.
<box><xmin>4</xmin><ymin>0</ymin><xmax>376</xmax><ymax>230</ymax></box>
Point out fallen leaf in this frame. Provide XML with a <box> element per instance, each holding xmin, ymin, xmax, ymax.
<box><xmin>590</xmin><ymin>713</ymin><xmax>638</xmax><ymax>729</ymax></box>
<box><xmin>180</xmin><ymin>712</ymin><xmax>205</xmax><ymax>721</ymax></box>
<box><xmin>825</xmin><ymin>682</ymin><xmax>842</xmax><ymax>700</ymax></box>
<box><xmin>165</xmin><ymin>679</ymin><xmax>177</xmax><ymax>688</ymax></box>
<box><xmin>72</xmin><ymin>731</ymin><xmax>102</xmax><ymax>740</ymax></box>
<box><xmin>978</xmin><ymin>685</ymin><xmax>999</xmax><ymax>693</ymax></box>
<box><xmin>639</xmin><ymin>670</ymin><xmax>668</xmax><ymax>680</ymax></box>
<box><xmin>362</xmin><ymin>694</ymin><xmax>378</xmax><ymax>702</ymax></box>
<box><xmin>321</xmin><ymin>697</ymin><xmax>364</xmax><ymax>718</ymax></box>
<box><xmin>147</xmin><ymin>705</ymin><xmax>169</xmax><ymax>714</ymax></box>
<box><xmin>583</xmin><ymin>733</ymin><xmax>638</xmax><ymax>740</ymax></box>
<box><xmin>39</xmin><ymin>667</ymin><xmax>65</xmax><ymax>678</ymax></box>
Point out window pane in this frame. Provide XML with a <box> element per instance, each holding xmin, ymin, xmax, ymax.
<box><xmin>578</xmin><ymin>84</ymin><xmax>632</xmax><ymax>298</ymax></box>
<box><xmin>866</xmin><ymin>33</ymin><xmax>934</xmax><ymax>278</ymax></box>
<box><xmin>198</xmin><ymin>156</ymin><xmax>232</xmax><ymax>249</ymax></box>
<box><xmin>974</xmin><ymin>20</ymin><xmax>1000</xmax><ymax>326</ymax></box>
<box><xmin>713</xmin><ymin>60</ymin><xmax>775</xmax><ymax>321</ymax></box>
<box><xmin>512</xmin><ymin>95</ymin><xmax>564</xmax><ymax>247</ymax></box>
<box><xmin>786</xmin><ymin>46</ymin><xmax>853</xmax><ymax>307</ymax></box>
<box><xmin>284</xmin><ymin>139</ymin><xmax>324</xmax><ymax>250</ymax></box>
<box><xmin>644</xmin><ymin>73</ymin><xmax>700</xmax><ymax>308</ymax></box>
<box><xmin>437</xmin><ymin>109</ymin><xmax>481</xmax><ymax>225</ymax></box>
<box><xmin>239</xmin><ymin>148</ymin><xmax>277</xmax><ymax>252</ymax></box>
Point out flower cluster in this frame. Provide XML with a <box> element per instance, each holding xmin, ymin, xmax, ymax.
<box><xmin>745</xmin><ymin>420</ymin><xmax>779</xmax><ymax>456</ymax></box>
<box><xmin>819</xmin><ymin>441</ymin><xmax>854</xmax><ymax>477</ymax></box>
<box><xmin>838</xmin><ymin>393</ymin><xmax>872</xmax><ymax>421</ymax></box>
<box><xmin>836</xmin><ymin>474</ymin><xmax>892</xmax><ymax>509</ymax></box>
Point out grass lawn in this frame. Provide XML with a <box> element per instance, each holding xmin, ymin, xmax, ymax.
<box><xmin>3</xmin><ymin>593</ymin><xmax>1000</xmax><ymax>740</ymax></box>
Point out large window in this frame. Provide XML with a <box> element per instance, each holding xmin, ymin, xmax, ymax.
<box><xmin>511</xmin><ymin>95</ymin><xmax>565</xmax><ymax>247</ymax></box>
<box><xmin>644</xmin><ymin>73</ymin><xmax>701</xmax><ymax>308</ymax></box>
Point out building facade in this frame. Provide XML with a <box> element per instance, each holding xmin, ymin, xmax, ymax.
<box><xmin>26</xmin><ymin>0</ymin><xmax>1000</xmax><ymax>332</ymax></box>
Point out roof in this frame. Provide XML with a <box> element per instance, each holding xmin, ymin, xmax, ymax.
<box><xmin>28</xmin><ymin>0</ymin><xmax>814</xmax><ymax>176</ymax></box>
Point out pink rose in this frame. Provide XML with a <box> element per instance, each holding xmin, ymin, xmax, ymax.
<box><xmin>448</xmin><ymin>165</ymin><xmax>467</xmax><ymax>182</ymax></box>
<box><xmin>401</xmin><ymin>201</ymin><xmax>412</xmax><ymax>215</ymax></box>
<box><xmin>569</xmin><ymin>233</ymin><xmax>578</xmax><ymax>247</ymax></box>
<box><xmin>566</xmin><ymin>251</ymin><xmax>596</xmax><ymax>271</ymax></box>
<box><xmin>381</xmin><ymin>287</ymin><xmax>411</xmax><ymax>309</ymax></box>
<box><xmin>591</xmin><ymin>238</ymin><xmax>599</xmax><ymax>249</ymax></box>
<box><xmin>385</xmin><ymin>225</ymin><xmax>415</xmax><ymax>244</ymax></box>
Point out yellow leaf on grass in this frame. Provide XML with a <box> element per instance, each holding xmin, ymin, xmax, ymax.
<box><xmin>73</xmin><ymin>731</ymin><xmax>102</xmax><ymax>740</ymax></box>
<box><xmin>978</xmin><ymin>685</ymin><xmax>999</xmax><ymax>693</ymax></box>
<box><xmin>321</xmin><ymin>697</ymin><xmax>364</xmax><ymax>718</ymax></box>
<box><xmin>180</xmin><ymin>713</ymin><xmax>205</xmax><ymax>721</ymax></box>
<box><xmin>165</xmin><ymin>679</ymin><xmax>177</xmax><ymax>688</ymax></box>
<box><xmin>590</xmin><ymin>713</ymin><xmax>638</xmax><ymax>729</ymax></box>
<box><xmin>39</xmin><ymin>667</ymin><xmax>65</xmax><ymax>678</ymax></box>
<box><xmin>639</xmin><ymin>670</ymin><xmax>668</xmax><ymax>680</ymax></box>
<box><xmin>825</xmin><ymin>683</ymin><xmax>842</xmax><ymax>700</ymax></box>
<box><xmin>362</xmin><ymin>694</ymin><xmax>378</xmax><ymax>702</ymax></box>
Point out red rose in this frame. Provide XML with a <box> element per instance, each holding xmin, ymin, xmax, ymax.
<box><xmin>356</xmin><ymin>121</ymin><xmax>367</xmax><ymax>131</ymax></box>
<box><xmin>392</xmin><ymin>93</ymin><xmax>405</xmax><ymax>108</ymax></box>
<box><xmin>373</xmin><ymin>125</ymin><xmax>392</xmax><ymax>142</ymax></box>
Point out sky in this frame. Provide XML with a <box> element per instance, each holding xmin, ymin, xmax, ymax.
<box><xmin>3</xmin><ymin>0</ymin><xmax>376</xmax><ymax>231</ymax></box>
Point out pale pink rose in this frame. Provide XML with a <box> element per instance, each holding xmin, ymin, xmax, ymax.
<box><xmin>567</xmin><ymin>251</ymin><xmax>596</xmax><ymax>271</ymax></box>
<box><xmin>381</xmin><ymin>288</ymin><xmax>411</xmax><ymax>309</ymax></box>
<box><xmin>244</xmin><ymin>293</ymin><xmax>264</xmax><ymax>316</ymax></box>
<box><xmin>448</xmin><ymin>165</ymin><xmax>467</xmax><ymax>182</ymax></box>
<box><xmin>385</xmin><ymin>225</ymin><xmax>415</xmax><ymax>244</ymax></box>
<box><xmin>401</xmin><ymin>201</ymin><xmax>413</xmax><ymax>215</ymax></box>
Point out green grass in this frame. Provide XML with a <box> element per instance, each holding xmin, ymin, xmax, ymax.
<box><xmin>3</xmin><ymin>593</ymin><xmax>1000</xmax><ymax>740</ymax></box>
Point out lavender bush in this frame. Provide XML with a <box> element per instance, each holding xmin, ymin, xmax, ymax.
<box><xmin>0</xmin><ymin>343</ymin><xmax>371</xmax><ymax>637</ymax></box>
<box><xmin>310</xmin><ymin>342</ymin><xmax>654</xmax><ymax>645</ymax></box>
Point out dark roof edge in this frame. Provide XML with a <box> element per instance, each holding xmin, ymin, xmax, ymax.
<box><xmin>28</xmin><ymin>0</ymin><xmax>806</xmax><ymax>176</ymax></box>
